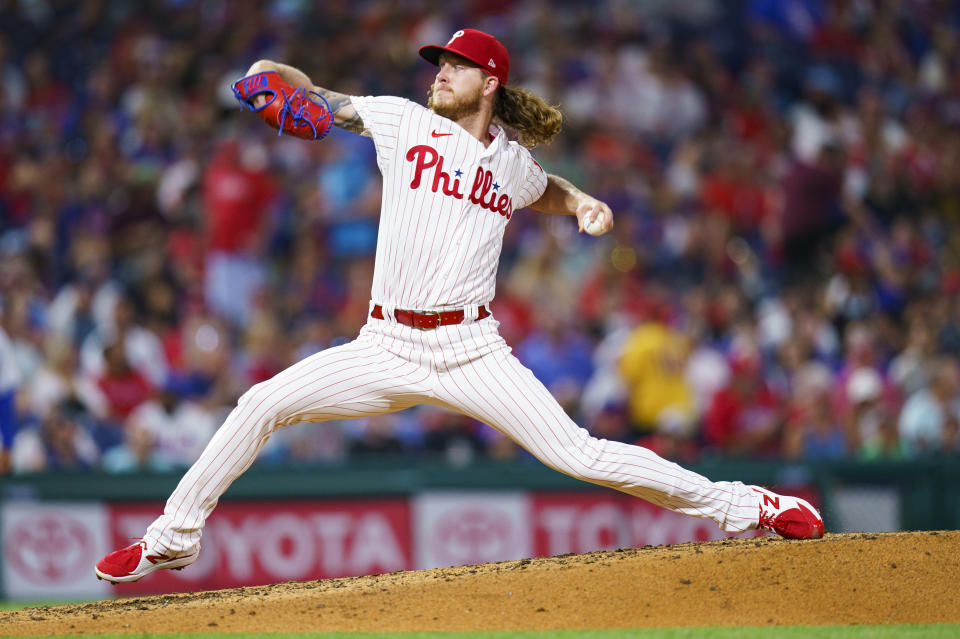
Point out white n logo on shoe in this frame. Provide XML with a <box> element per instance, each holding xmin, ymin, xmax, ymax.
<box><xmin>146</xmin><ymin>552</ymin><xmax>172</xmax><ymax>565</ymax></box>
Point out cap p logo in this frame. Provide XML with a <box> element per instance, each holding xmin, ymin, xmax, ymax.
<box><xmin>419</xmin><ymin>28</ymin><xmax>510</xmax><ymax>86</ymax></box>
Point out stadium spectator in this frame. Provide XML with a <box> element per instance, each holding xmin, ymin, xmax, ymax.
<box><xmin>618</xmin><ymin>319</ymin><xmax>696</xmax><ymax>435</ymax></box>
<box><xmin>10</xmin><ymin>401</ymin><xmax>99</xmax><ymax>473</ymax></box>
<box><xmin>202</xmin><ymin>140</ymin><xmax>279</xmax><ymax>327</ymax></box>
<box><xmin>899</xmin><ymin>357</ymin><xmax>960</xmax><ymax>455</ymax></box>
<box><xmin>88</xmin><ymin>340</ymin><xmax>153</xmax><ymax>451</ymax></box>
<box><xmin>24</xmin><ymin>334</ymin><xmax>101</xmax><ymax>421</ymax></box>
<box><xmin>102</xmin><ymin>381</ymin><xmax>217</xmax><ymax>472</ymax></box>
<box><xmin>0</xmin><ymin>323</ymin><xmax>20</xmax><ymax>474</ymax></box>
<box><xmin>783</xmin><ymin>363</ymin><xmax>848</xmax><ymax>460</ymax></box>
<box><xmin>80</xmin><ymin>295</ymin><xmax>169</xmax><ymax>388</ymax></box>
<box><xmin>704</xmin><ymin>350</ymin><xmax>785</xmax><ymax>458</ymax></box>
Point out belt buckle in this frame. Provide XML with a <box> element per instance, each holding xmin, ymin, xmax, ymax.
<box><xmin>414</xmin><ymin>310</ymin><xmax>442</xmax><ymax>331</ymax></box>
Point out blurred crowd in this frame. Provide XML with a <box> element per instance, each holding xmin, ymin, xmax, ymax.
<box><xmin>2</xmin><ymin>0</ymin><xmax>960</xmax><ymax>475</ymax></box>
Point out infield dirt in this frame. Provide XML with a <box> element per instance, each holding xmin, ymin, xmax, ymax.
<box><xmin>3</xmin><ymin>531</ymin><xmax>958</xmax><ymax>635</ymax></box>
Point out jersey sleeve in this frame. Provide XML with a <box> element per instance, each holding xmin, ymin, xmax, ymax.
<box><xmin>350</xmin><ymin>95</ymin><xmax>408</xmax><ymax>170</ymax></box>
<box><xmin>512</xmin><ymin>147</ymin><xmax>548</xmax><ymax>210</ymax></box>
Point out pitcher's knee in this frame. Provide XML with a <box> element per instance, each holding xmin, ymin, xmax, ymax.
<box><xmin>546</xmin><ymin>444</ymin><xmax>612</xmax><ymax>484</ymax></box>
<box><xmin>233</xmin><ymin>382</ymin><xmax>287</xmax><ymax>435</ymax></box>
<box><xmin>567</xmin><ymin>462</ymin><xmax>617</xmax><ymax>485</ymax></box>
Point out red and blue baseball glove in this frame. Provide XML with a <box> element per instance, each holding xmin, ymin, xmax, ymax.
<box><xmin>232</xmin><ymin>71</ymin><xmax>334</xmax><ymax>141</ymax></box>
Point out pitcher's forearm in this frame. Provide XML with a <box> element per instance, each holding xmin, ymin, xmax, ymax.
<box><xmin>246</xmin><ymin>60</ymin><xmax>314</xmax><ymax>91</ymax></box>
<box><xmin>533</xmin><ymin>174</ymin><xmax>584</xmax><ymax>216</ymax></box>
<box><xmin>531</xmin><ymin>174</ymin><xmax>614</xmax><ymax>235</ymax></box>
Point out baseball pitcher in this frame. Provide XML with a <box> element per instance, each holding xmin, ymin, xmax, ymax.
<box><xmin>96</xmin><ymin>29</ymin><xmax>823</xmax><ymax>583</ymax></box>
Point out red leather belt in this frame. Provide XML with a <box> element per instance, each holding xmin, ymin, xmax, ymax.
<box><xmin>371</xmin><ymin>304</ymin><xmax>489</xmax><ymax>330</ymax></box>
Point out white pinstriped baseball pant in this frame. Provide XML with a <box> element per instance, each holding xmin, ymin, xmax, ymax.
<box><xmin>145</xmin><ymin>315</ymin><xmax>759</xmax><ymax>554</ymax></box>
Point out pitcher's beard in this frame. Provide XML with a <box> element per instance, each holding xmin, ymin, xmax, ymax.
<box><xmin>428</xmin><ymin>84</ymin><xmax>481</xmax><ymax>121</ymax></box>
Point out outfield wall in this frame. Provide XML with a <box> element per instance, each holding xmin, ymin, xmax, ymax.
<box><xmin>1</xmin><ymin>457</ymin><xmax>957</xmax><ymax>600</ymax></box>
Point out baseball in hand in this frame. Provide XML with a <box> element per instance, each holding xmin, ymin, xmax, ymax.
<box><xmin>583</xmin><ymin>214</ymin><xmax>605</xmax><ymax>236</ymax></box>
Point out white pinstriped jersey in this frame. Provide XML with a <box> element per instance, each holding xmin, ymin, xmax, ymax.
<box><xmin>351</xmin><ymin>96</ymin><xmax>547</xmax><ymax>311</ymax></box>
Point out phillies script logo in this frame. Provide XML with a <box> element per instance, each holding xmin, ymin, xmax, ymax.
<box><xmin>406</xmin><ymin>144</ymin><xmax>513</xmax><ymax>219</ymax></box>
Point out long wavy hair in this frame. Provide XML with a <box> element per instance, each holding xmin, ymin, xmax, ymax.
<box><xmin>494</xmin><ymin>85</ymin><xmax>563</xmax><ymax>149</ymax></box>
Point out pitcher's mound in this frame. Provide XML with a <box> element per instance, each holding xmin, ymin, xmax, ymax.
<box><xmin>4</xmin><ymin>531</ymin><xmax>959</xmax><ymax>636</ymax></box>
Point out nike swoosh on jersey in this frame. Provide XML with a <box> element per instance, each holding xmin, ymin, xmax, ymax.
<box><xmin>431</xmin><ymin>130</ymin><xmax>452</xmax><ymax>137</ymax></box>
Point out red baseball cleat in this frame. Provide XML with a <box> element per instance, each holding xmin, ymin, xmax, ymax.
<box><xmin>752</xmin><ymin>486</ymin><xmax>825</xmax><ymax>540</ymax></box>
<box><xmin>95</xmin><ymin>539</ymin><xmax>198</xmax><ymax>583</ymax></box>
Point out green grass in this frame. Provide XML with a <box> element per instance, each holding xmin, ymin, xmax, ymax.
<box><xmin>2</xmin><ymin>627</ymin><xmax>959</xmax><ymax>638</ymax></box>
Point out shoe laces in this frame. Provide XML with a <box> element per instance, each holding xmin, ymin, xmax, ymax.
<box><xmin>758</xmin><ymin>507</ymin><xmax>776</xmax><ymax>531</ymax></box>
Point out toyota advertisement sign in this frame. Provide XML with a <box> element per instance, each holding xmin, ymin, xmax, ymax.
<box><xmin>0</xmin><ymin>489</ymin><xmax>777</xmax><ymax>600</ymax></box>
<box><xmin>106</xmin><ymin>499</ymin><xmax>413</xmax><ymax>595</ymax></box>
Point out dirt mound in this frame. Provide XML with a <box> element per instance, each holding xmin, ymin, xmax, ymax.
<box><xmin>3</xmin><ymin>531</ymin><xmax>958</xmax><ymax>635</ymax></box>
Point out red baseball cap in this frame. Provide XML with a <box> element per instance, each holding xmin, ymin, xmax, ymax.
<box><xmin>419</xmin><ymin>28</ymin><xmax>510</xmax><ymax>86</ymax></box>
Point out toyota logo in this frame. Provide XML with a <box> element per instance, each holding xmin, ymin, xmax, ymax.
<box><xmin>5</xmin><ymin>512</ymin><xmax>94</xmax><ymax>584</ymax></box>
<box><xmin>433</xmin><ymin>507</ymin><xmax>511</xmax><ymax>564</ymax></box>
